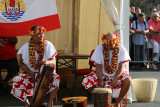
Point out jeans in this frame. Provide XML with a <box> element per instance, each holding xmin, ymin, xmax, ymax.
<box><xmin>134</xmin><ymin>45</ymin><xmax>144</xmax><ymax>67</ymax></box>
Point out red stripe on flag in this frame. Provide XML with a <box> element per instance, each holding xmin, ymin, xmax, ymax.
<box><xmin>0</xmin><ymin>14</ymin><xmax>61</xmax><ymax>37</ymax></box>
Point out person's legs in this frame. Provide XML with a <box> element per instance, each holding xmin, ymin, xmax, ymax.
<box><xmin>24</xmin><ymin>98</ymin><xmax>30</xmax><ymax>107</ymax></box>
<box><xmin>129</xmin><ymin>35</ymin><xmax>134</xmax><ymax>66</ymax></box>
<box><xmin>46</xmin><ymin>72</ymin><xmax>60</xmax><ymax>107</ymax></box>
<box><xmin>134</xmin><ymin>45</ymin><xmax>141</xmax><ymax>70</ymax></box>
<box><xmin>115</xmin><ymin>77</ymin><xmax>131</xmax><ymax>107</ymax></box>
<box><xmin>0</xmin><ymin>60</ymin><xmax>8</xmax><ymax>89</ymax></box>
<box><xmin>0</xmin><ymin>72</ymin><xmax>9</xmax><ymax>90</ymax></box>
<box><xmin>4</xmin><ymin>58</ymin><xmax>19</xmax><ymax>82</ymax></box>
<box><xmin>149</xmin><ymin>48</ymin><xmax>153</xmax><ymax>61</ymax></box>
<box><xmin>149</xmin><ymin>39</ymin><xmax>158</xmax><ymax>69</ymax></box>
<box><xmin>11</xmin><ymin>72</ymin><xmax>34</xmax><ymax>106</ymax></box>
<box><xmin>147</xmin><ymin>42</ymin><xmax>153</xmax><ymax>61</ymax></box>
<box><xmin>140</xmin><ymin>45</ymin><xmax>144</xmax><ymax>67</ymax></box>
<box><xmin>47</xmin><ymin>87</ymin><xmax>58</xmax><ymax>107</ymax></box>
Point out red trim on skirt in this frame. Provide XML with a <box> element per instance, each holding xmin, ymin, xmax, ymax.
<box><xmin>11</xmin><ymin>72</ymin><xmax>60</xmax><ymax>102</ymax></box>
<box><xmin>82</xmin><ymin>71</ymin><xmax>131</xmax><ymax>90</ymax></box>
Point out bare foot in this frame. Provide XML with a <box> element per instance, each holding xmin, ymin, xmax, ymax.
<box><xmin>47</xmin><ymin>101</ymin><xmax>53</xmax><ymax>107</ymax></box>
<box><xmin>24</xmin><ymin>98</ymin><xmax>30</xmax><ymax>107</ymax></box>
<box><xmin>114</xmin><ymin>103</ymin><xmax>120</xmax><ymax>107</ymax></box>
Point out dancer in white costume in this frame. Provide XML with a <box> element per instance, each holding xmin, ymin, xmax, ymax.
<box><xmin>82</xmin><ymin>32</ymin><xmax>132</xmax><ymax>107</ymax></box>
<box><xmin>11</xmin><ymin>26</ymin><xmax>60</xmax><ymax>107</ymax></box>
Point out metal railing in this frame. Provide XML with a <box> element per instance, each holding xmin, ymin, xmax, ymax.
<box><xmin>129</xmin><ymin>32</ymin><xmax>160</xmax><ymax>64</ymax></box>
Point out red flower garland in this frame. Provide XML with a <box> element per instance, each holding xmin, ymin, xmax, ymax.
<box><xmin>103</xmin><ymin>43</ymin><xmax>119</xmax><ymax>74</ymax></box>
<box><xmin>29</xmin><ymin>37</ymin><xmax>46</xmax><ymax>70</ymax></box>
<box><xmin>102</xmin><ymin>32</ymin><xmax>119</xmax><ymax>74</ymax></box>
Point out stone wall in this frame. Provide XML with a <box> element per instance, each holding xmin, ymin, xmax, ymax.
<box><xmin>130</xmin><ymin>0</ymin><xmax>160</xmax><ymax>18</ymax></box>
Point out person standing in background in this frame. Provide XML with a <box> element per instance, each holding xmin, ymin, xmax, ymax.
<box><xmin>0</xmin><ymin>37</ymin><xmax>19</xmax><ymax>93</ymax></box>
<box><xmin>132</xmin><ymin>13</ymin><xmax>149</xmax><ymax>70</ymax></box>
<box><xmin>130</xmin><ymin>6</ymin><xmax>136</xmax><ymax>23</ymax></box>
<box><xmin>147</xmin><ymin>6</ymin><xmax>157</xmax><ymax>21</ymax></box>
<box><xmin>148</xmin><ymin>11</ymin><xmax>160</xmax><ymax>70</ymax></box>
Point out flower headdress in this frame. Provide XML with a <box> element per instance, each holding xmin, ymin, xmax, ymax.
<box><xmin>102</xmin><ymin>32</ymin><xmax>120</xmax><ymax>74</ymax></box>
<box><xmin>28</xmin><ymin>26</ymin><xmax>46</xmax><ymax>36</ymax></box>
<box><xmin>102</xmin><ymin>32</ymin><xmax>120</xmax><ymax>45</ymax></box>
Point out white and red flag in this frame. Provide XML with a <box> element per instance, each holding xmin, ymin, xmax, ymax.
<box><xmin>0</xmin><ymin>0</ymin><xmax>61</xmax><ymax>37</ymax></box>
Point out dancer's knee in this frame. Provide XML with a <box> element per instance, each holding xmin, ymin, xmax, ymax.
<box><xmin>123</xmin><ymin>77</ymin><xmax>131</xmax><ymax>87</ymax></box>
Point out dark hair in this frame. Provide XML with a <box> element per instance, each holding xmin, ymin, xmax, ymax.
<box><xmin>138</xmin><ymin>13</ymin><xmax>145</xmax><ymax>17</ymax></box>
<box><xmin>150</xmin><ymin>6</ymin><xmax>156</xmax><ymax>12</ymax></box>
<box><xmin>31</xmin><ymin>25</ymin><xmax>42</xmax><ymax>31</ymax></box>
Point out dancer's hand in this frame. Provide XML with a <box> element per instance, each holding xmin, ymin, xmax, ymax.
<box><xmin>29</xmin><ymin>71</ymin><xmax>35</xmax><ymax>80</ymax></box>
<box><xmin>40</xmin><ymin>59</ymin><xmax>47</xmax><ymax>65</ymax></box>
<box><xmin>111</xmin><ymin>79</ymin><xmax>117</xmax><ymax>87</ymax></box>
<box><xmin>98</xmin><ymin>81</ymin><xmax>105</xmax><ymax>87</ymax></box>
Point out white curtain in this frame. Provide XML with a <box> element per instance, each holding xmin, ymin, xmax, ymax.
<box><xmin>101</xmin><ymin>0</ymin><xmax>134</xmax><ymax>102</ymax></box>
<box><xmin>101</xmin><ymin>0</ymin><xmax>124</xmax><ymax>44</ymax></box>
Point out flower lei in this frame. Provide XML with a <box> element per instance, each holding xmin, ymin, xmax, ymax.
<box><xmin>102</xmin><ymin>33</ymin><xmax>119</xmax><ymax>74</ymax></box>
<box><xmin>29</xmin><ymin>37</ymin><xmax>46</xmax><ymax>70</ymax></box>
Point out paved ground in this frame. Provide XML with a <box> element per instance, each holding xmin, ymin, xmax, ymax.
<box><xmin>0</xmin><ymin>70</ymin><xmax>160</xmax><ymax>107</ymax></box>
<box><xmin>127</xmin><ymin>71</ymin><xmax>160</xmax><ymax>107</ymax></box>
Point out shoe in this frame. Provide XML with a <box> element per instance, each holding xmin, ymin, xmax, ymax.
<box><xmin>41</xmin><ymin>102</ymin><xmax>47</xmax><ymax>107</ymax></box>
<box><xmin>151</xmin><ymin>64</ymin><xmax>158</xmax><ymax>70</ymax></box>
<box><xmin>148</xmin><ymin>63</ymin><xmax>152</xmax><ymax>69</ymax></box>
